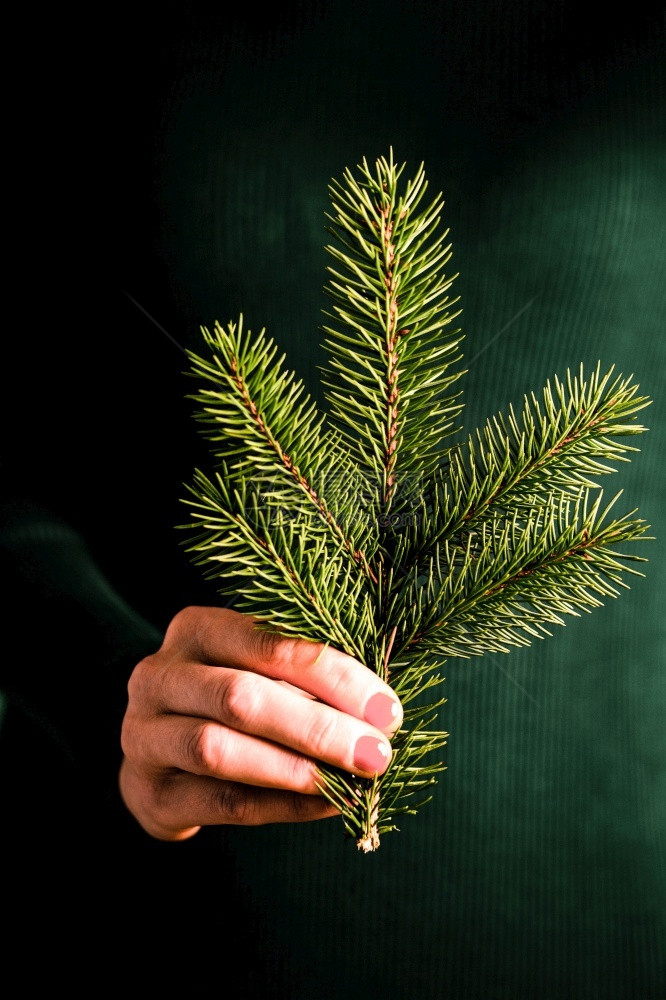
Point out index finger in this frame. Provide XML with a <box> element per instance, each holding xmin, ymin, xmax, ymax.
<box><xmin>185</xmin><ymin>607</ymin><xmax>403</xmax><ymax>734</ymax></box>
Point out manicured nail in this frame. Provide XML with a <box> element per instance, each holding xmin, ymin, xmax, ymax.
<box><xmin>364</xmin><ymin>692</ymin><xmax>400</xmax><ymax>728</ymax></box>
<box><xmin>354</xmin><ymin>736</ymin><xmax>391</xmax><ymax>774</ymax></box>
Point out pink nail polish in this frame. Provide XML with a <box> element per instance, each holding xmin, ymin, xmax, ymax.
<box><xmin>364</xmin><ymin>692</ymin><xmax>400</xmax><ymax>728</ymax></box>
<box><xmin>354</xmin><ymin>735</ymin><xmax>391</xmax><ymax>774</ymax></box>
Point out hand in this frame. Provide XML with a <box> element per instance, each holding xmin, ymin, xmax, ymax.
<box><xmin>119</xmin><ymin>606</ymin><xmax>403</xmax><ymax>841</ymax></box>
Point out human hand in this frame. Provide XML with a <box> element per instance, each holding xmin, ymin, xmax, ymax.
<box><xmin>119</xmin><ymin>606</ymin><xmax>403</xmax><ymax>841</ymax></box>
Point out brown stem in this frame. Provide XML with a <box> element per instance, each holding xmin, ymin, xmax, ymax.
<box><xmin>380</xmin><ymin>204</ymin><xmax>408</xmax><ymax>511</ymax></box>
<box><xmin>230</xmin><ymin>357</ymin><xmax>377</xmax><ymax>584</ymax></box>
<box><xmin>356</xmin><ymin>788</ymin><xmax>381</xmax><ymax>853</ymax></box>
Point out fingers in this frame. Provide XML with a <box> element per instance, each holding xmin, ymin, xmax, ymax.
<box><xmin>163</xmin><ymin>606</ymin><xmax>403</xmax><ymax>734</ymax></box>
<box><xmin>119</xmin><ymin>760</ymin><xmax>337</xmax><ymax>842</ymax></box>
<box><xmin>138</xmin><ymin>713</ymin><xmax>323</xmax><ymax>793</ymax></box>
<box><xmin>139</xmin><ymin>685</ymin><xmax>393</xmax><ymax>782</ymax></box>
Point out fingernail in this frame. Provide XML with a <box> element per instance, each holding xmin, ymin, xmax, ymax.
<box><xmin>364</xmin><ymin>692</ymin><xmax>400</xmax><ymax>728</ymax></box>
<box><xmin>354</xmin><ymin>735</ymin><xmax>391</xmax><ymax>774</ymax></box>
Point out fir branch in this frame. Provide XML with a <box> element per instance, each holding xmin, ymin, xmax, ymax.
<box><xmin>187</xmin><ymin>318</ymin><xmax>380</xmax><ymax>582</ymax></box>
<box><xmin>389</xmin><ymin>362</ymin><xmax>650</xmax><ymax>580</ymax></box>
<box><xmin>395</xmin><ymin>490</ymin><xmax>650</xmax><ymax>661</ymax></box>
<box><xmin>182</xmin><ymin>152</ymin><xmax>652</xmax><ymax>852</ymax></box>
<box><xmin>183</xmin><ymin>468</ymin><xmax>373</xmax><ymax>660</ymax></box>
<box><xmin>452</xmin><ymin>363</ymin><xmax>650</xmax><ymax>508</ymax></box>
<box><xmin>321</xmin><ymin>152</ymin><xmax>465</xmax><ymax>510</ymax></box>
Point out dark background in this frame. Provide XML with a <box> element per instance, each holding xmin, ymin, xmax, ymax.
<box><xmin>2</xmin><ymin>3</ymin><xmax>664</xmax><ymax>995</ymax></box>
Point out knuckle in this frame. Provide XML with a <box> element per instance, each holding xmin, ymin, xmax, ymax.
<box><xmin>214</xmin><ymin>782</ymin><xmax>253</xmax><ymax>825</ymax></box>
<box><xmin>216</xmin><ymin>673</ymin><xmax>263</xmax><ymax>729</ymax></box>
<box><xmin>303</xmin><ymin>710</ymin><xmax>339</xmax><ymax>761</ymax></box>
<box><xmin>127</xmin><ymin>652</ymin><xmax>173</xmax><ymax>714</ymax></box>
<box><xmin>250</xmin><ymin>626</ymin><xmax>301</xmax><ymax>672</ymax></box>
<box><xmin>322</xmin><ymin>650</ymin><xmax>368</xmax><ymax>700</ymax></box>
<box><xmin>119</xmin><ymin>761</ymin><xmax>186</xmax><ymax>840</ymax></box>
<box><xmin>168</xmin><ymin>604</ymin><xmax>200</xmax><ymax>634</ymax></box>
<box><xmin>119</xmin><ymin>711</ymin><xmax>139</xmax><ymax>760</ymax></box>
<box><xmin>152</xmin><ymin>784</ymin><xmax>184</xmax><ymax>831</ymax></box>
<box><xmin>141</xmin><ymin>772</ymin><xmax>172</xmax><ymax>820</ymax></box>
<box><xmin>290</xmin><ymin>791</ymin><xmax>320</xmax><ymax>821</ymax></box>
<box><xmin>250</xmin><ymin>625</ymin><xmax>283</xmax><ymax>664</ymax></box>
<box><xmin>126</xmin><ymin>654</ymin><xmax>156</xmax><ymax>703</ymax></box>
<box><xmin>164</xmin><ymin>605</ymin><xmax>206</xmax><ymax>652</ymax></box>
<box><xmin>285</xmin><ymin>754</ymin><xmax>316</xmax><ymax>792</ymax></box>
<box><xmin>183</xmin><ymin>722</ymin><xmax>221</xmax><ymax>774</ymax></box>
<box><xmin>322</xmin><ymin>659</ymin><xmax>356</xmax><ymax>701</ymax></box>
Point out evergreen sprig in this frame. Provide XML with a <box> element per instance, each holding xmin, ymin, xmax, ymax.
<box><xmin>182</xmin><ymin>152</ymin><xmax>651</xmax><ymax>851</ymax></box>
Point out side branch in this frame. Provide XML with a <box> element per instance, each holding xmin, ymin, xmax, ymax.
<box><xmin>186</xmin><ymin>485</ymin><xmax>364</xmax><ymax>657</ymax></box>
<box><xmin>395</xmin><ymin>367</ymin><xmax>650</xmax><ymax>582</ymax></box>
<box><xmin>397</xmin><ymin>498</ymin><xmax>649</xmax><ymax>657</ymax></box>
<box><xmin>229</xmin><ymin>354</ymin><xmax>378</xmax><ymax>584</ymax></box>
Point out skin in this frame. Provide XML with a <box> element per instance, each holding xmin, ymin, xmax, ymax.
<box><xmin>119</xmin><ymin>606</ymin><xmax>403</xmax><ymax>841</ymax></box>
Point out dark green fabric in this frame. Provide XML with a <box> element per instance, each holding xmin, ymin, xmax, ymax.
<box><xmin>3</xmin><ymin>2</ymin><xmax>664</xmax><ymax>995</ymax></box>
